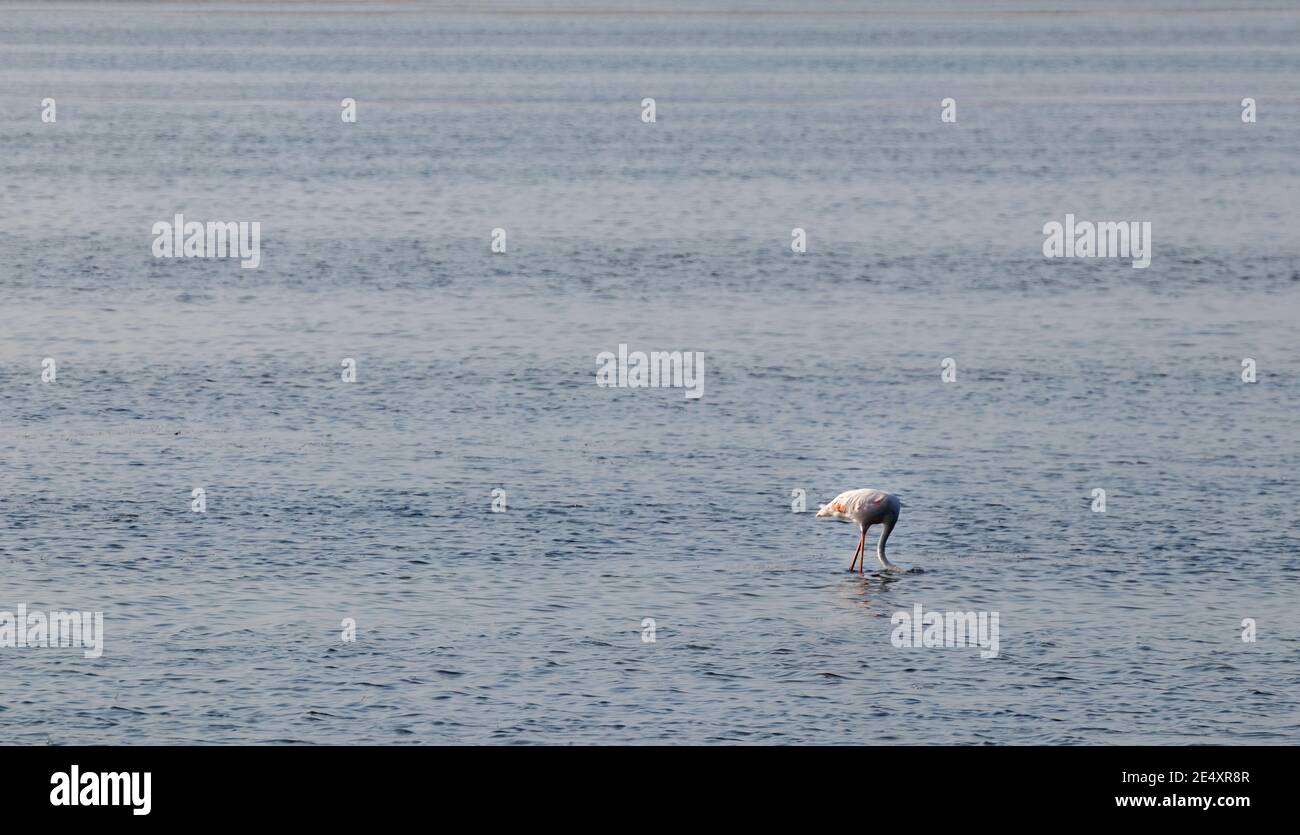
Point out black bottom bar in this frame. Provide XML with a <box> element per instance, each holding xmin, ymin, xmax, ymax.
<box><xmin>8</xmin><ymin>745</ymin><xmax>1285</xmax><ymax>822</ymax></box>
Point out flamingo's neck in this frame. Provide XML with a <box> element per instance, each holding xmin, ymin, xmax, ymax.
<box><xmin>876</xmin><ymin>520</ymin><xmax>896</xmax><ymax>566</ymax></box>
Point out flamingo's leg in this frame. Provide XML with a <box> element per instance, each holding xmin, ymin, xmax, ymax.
<box><xmin>849</xmin><ymin>528</ymin><xmax>864</xmax><ymax>572</ymax></box>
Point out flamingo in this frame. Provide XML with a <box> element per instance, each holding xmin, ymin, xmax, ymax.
<box><xmin>815</xmin><ymin>488</ymin><xmax>904</xmax><ymax>573</ymax></box>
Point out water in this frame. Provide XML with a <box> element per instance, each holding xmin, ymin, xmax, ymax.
<box><xmin>1</xmin><ymin>1</ymin><xmax>1298</xmax><ymax>744</ymax></box>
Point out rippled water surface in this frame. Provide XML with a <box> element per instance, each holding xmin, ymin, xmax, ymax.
<box><xmin>2</xmin><ymin>1</ymin><xmax>1299</xmax><ymax>744</ymax></box>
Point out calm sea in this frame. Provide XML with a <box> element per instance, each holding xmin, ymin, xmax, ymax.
<box><xmin>1</xmin><ymin>1</ymin><xmax>1298</xmax><ymax>743</ymax></box>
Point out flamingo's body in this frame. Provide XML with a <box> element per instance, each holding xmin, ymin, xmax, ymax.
<box><xmin>815</xmin><ymin>488</ymin><xmax>903</xmax><ymax>573</ymax></box>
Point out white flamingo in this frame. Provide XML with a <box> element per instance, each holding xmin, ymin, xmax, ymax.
<box><xmin>815</xmin><ymin>488</ymin><xmax>904</xmax><ymax>573</ymax></box>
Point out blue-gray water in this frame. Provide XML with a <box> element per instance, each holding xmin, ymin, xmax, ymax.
<box><xmin>2</xmin><ymin>1</ymin><xmax>1298</xmax><ymax>744</ymax></box>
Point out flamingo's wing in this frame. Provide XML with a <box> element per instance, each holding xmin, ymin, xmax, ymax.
<box><xmin>843</xmin><ymin>488</ymin><xmax>889</xmax><ymax>515</ymax></box>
